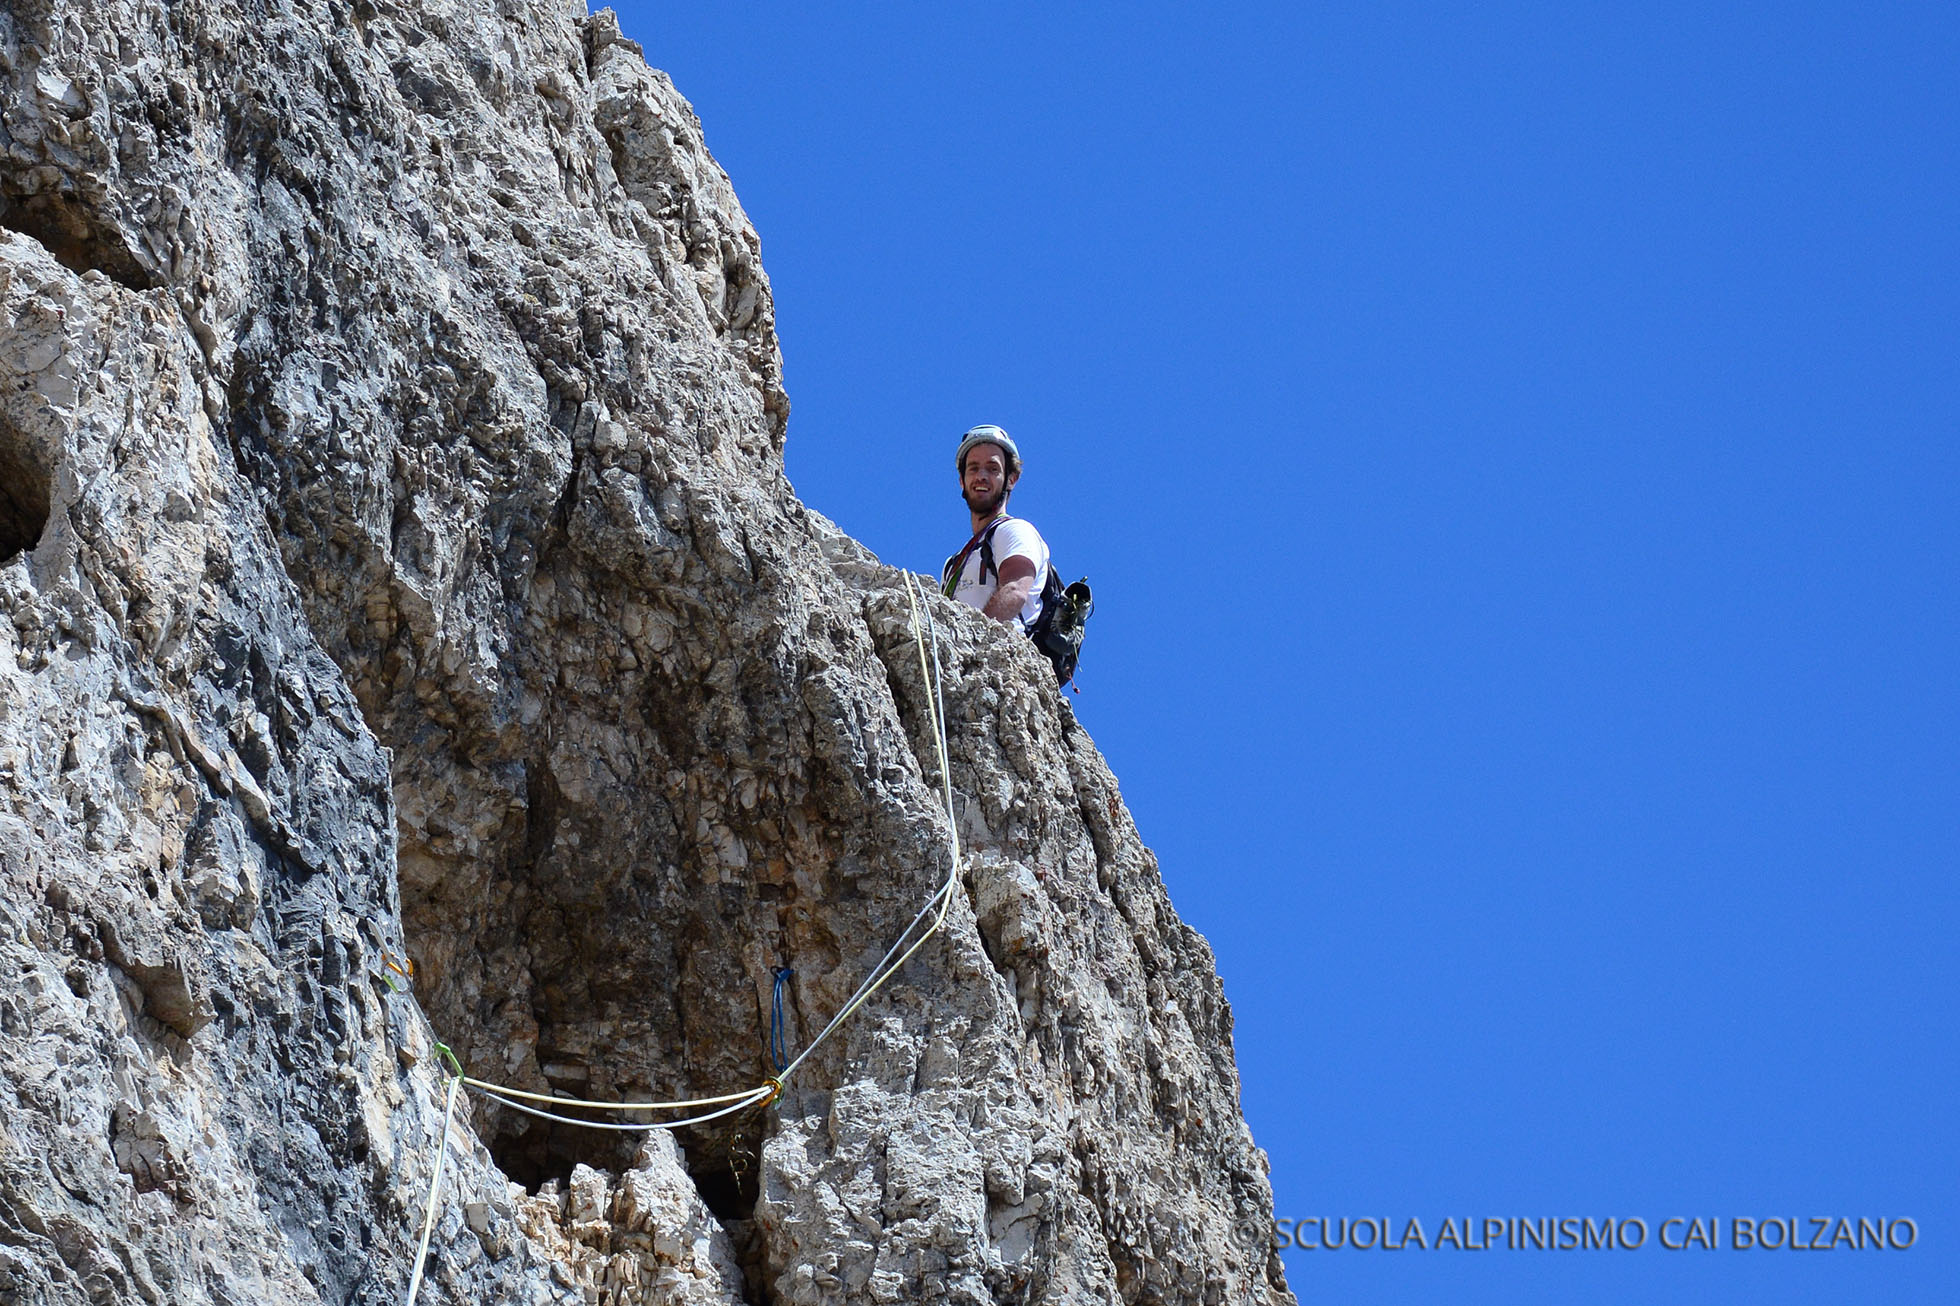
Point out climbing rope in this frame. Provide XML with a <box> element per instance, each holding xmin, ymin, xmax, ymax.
<box><xmin>772</xmin><ymin>570</ymin><xmax>960</xmax><ymax>1085</ymax></box>
<box><xmin>456</xmin><ymin>1082</ymin><xmax>776</xmax><ymax>1134</ymax></box>
<box><xmin>445</xmin><ymin>570</ymin><xmax>960</xmax><ymax>1116</ymax></box>
<box><xmin>405</xmin><ymin>1046</ymin><xmax>464</xmax><ymax>1306</ymax></box>
<box><xmin>399</xmin><ymin>571</ymin><xmax>962</xmax><ymax>1301</ymax></box>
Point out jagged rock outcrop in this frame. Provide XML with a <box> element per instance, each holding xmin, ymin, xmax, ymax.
<box><xmin>0</xmin><ymin>1</ymin><xmax>1294</xmax><ymax>1303</ymax></box>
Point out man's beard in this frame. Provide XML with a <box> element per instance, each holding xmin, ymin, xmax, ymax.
<box><xmin>963</xmin><ymin>484</ymin><xmax>1006</xmax><ymax>518</ymax></box>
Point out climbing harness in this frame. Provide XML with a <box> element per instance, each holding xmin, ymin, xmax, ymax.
<box><xmin>400</xmin><ymin>571</ymin><xmax>961</xmax><ymax>1304</ymax></box>
<box><xmin>941</xmin><ymin>513</ymin><xmax>1009</xmax><ymax>599</ymax></box>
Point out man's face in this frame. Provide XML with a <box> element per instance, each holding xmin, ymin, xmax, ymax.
<box><xmin>961</xmin><ymin>444</ymin><xmax>1016</xmax><ymax>517</ymax></box>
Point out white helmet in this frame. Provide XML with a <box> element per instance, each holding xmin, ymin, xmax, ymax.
<box><xmin>955</xmin><ymin>424</ymin><xmax>1020</xmax><ymax>475</ymax></box>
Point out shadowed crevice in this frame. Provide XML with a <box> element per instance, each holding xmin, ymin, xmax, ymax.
<box><xmin>0</xmin><ymin>189</ymin><xmax>160</xmax><ymax>290</ymax></box>
<box><xmin>0</xmin><ymin>420</ymin><xmax>51</xmax><ymax>566</ymax></box>
<box><xmin>484</xmin><ymin>1105</ymin><xmax>640</xmax><ymax>1193</ymax></box>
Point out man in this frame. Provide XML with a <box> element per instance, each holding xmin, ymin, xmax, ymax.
<box><xmin>942</xmin><ymin>424</ymin><xmax>1049</xmax><ymax>630</ymax></box>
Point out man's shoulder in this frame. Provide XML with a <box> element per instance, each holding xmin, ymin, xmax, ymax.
<box><xmin>992</xmin><ymin>516</ymin><xmax>1047</xmax><ymax>555</ymax></box>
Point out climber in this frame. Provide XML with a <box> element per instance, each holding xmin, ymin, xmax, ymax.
<box><xmin>942</xmin><ymin>425</ymin><xmax>1049</xmax><ymax>630</ymax></box>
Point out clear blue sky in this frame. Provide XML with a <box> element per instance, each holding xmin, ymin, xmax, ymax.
<box><xmin>606</xmin><ymin>4</ymin><xmax>1957</xmax><ymax>1302</ymax></box>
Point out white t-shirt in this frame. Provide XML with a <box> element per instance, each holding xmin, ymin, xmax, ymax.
<box><xmin>945</xmin><ymin>517</ymin><xmax>1049</xmax><ymax>630</ymax></box>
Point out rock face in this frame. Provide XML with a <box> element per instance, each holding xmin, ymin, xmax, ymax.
<box><xmin>0</xmin><ymin>1</ymin><xmax>1294</xmax><ymax>1303</ymax></box>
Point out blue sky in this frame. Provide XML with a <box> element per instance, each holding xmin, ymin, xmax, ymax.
<box><xmin>605</xmin><ymin>4</ymin><xmax>1957</xmax><ymax>1302</ymax></box>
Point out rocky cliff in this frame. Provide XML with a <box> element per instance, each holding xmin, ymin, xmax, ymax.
<box><xmin>0</xmin><ymin>2</ymin><xmax>1294</xmax><ymax>1302</ymax></box>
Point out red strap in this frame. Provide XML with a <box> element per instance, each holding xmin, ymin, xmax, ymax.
<box><xmin>944</xmin><ymin>515</ymin><xmax>1009</xmax><ymax>588</ymax></box>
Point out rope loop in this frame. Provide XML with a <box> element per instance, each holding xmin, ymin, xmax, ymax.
<box><xmin>400</xmin><ymin>569</ymin><xmax>964</xmax><ymax>1301</ymax></box>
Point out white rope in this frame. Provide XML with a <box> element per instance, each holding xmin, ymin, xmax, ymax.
<box><xmin>458</xmin><ymin>1079</ymin><xmax>762</xmax><ymax>1111</ymax></box>
<box><xmin>775</xmin><ymin>571</ymin><xmax>962</xmax><ymax>1083</ymax></box>
<box><xmin>405</xmin><ymin>1073</ymin><xmax>462</xmax><ymax>1306</ymax></box>
<box><xmin>462</xmin><ymin>1081</ymin><xmax>774</xmax><ymax>1132</ymax></box>
<box><xmin>397</xmin><ymin>570</ymin><xmax>965</xmax><ymax>1295</ymax></box>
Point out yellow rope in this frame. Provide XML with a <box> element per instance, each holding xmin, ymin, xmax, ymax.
<box><xmin>773</xmin><ymin>571</ymin><xmax>960</xmax><ymax>1082</ymax></box>
<box><xmin>405</xmin><ymin>1071</ymin><xmax>461</xmax><ymax>1306</ymax></box>
<box><xmin>460</xmin><ymin>1083</ymin><xmax>775</xmax><ymax>1133</ymax></box>
<box><xmin>458</xmin><ymin>1078</ymin><xmax>763</xmax><ymax>1111</ymax></box>
<box><xmin>397</xmin><ymin>571</ymin><xmax>965</xmax><ymax>1285</ymax></box>
<box><xmin>434</xmin><ymin>570</ymin><xmax>962</xmax><ymax>1114</ymax></box>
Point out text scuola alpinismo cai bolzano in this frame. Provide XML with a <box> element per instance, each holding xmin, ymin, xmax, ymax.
<box><xmin>1276</xmin><ymin>1215</ymin><xmax>1917</xmax><ymax>1251</ymax></box>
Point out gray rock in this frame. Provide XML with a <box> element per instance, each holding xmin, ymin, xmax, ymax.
<box><xmin>0</xmin><ymin>2</ymin><xmax>1293</xmax><ymax>1303</ymax></box>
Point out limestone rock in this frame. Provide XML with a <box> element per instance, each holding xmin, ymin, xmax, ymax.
<box><xmin>0</xmin><ymin>1</ymin><xmax>1293</xmax><ymax>1303</ymax></box>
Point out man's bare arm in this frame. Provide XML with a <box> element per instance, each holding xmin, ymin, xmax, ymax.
<box><xmin>983</xmin><ymin>555</ymin><xmax>1038</xmax><ymax>624</ymax></box>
